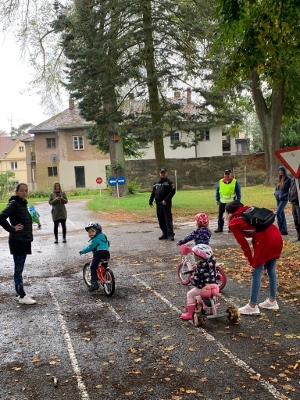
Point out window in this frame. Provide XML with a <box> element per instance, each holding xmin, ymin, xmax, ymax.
<box><xmin>46</xmin><ymin>138</ymin><xmax>56</xmax><ymax>148</ymax></box>
<box><xmin>11</xmin><ymin>162</ymin><xmax>17</xmax><ymax>170</ymax></box>
<box><xmin>48</xmin><ymin>166</ymin><xmax>57</xmax><ymax>177</ymax></box>
<box><xmin>73</xmin><ymin>135</ymin><xmax>84</xmax><ymax>150</ymax></box>
<box><xmin>170</xmin><ymin>132</ymin><xmax>180</xmax><ymax>145</ymax></box>
<box><xmin>199</xmin><ymin>130</ymin><xmax>210</xmax><ymax>141</ymax></box>
<box><xmin>19</xmin><ymin>146</ymin><xmax>24</xmax><ymax>152</ymax></box>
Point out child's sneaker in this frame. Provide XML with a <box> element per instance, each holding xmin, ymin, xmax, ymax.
<box><xmin>19</xmin><ymin>295</ymin><xmax>36</xmax><ymax>305</ymax></box>
<box><xmin>238</xmin><ymin>303</ymin><xmax>260</xmax><ymax>315</ymax></box>
<box><xmin>258</xmin><ymin>298</ymin><xmax>279</xmax><ymax>310</ymax></box>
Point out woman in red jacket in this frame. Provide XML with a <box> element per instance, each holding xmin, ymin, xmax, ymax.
<box><xmin>225</xmin><ymin>200</ymin><xmax>283</xmax><ymax>315</ymax></box>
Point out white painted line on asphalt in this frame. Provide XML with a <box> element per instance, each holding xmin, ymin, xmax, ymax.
<box><xmin>134</xmin><ymin>276</ymin><xmax>291</xmax><ymax>400</ymax></box>
<box><xmin>96</xmin><ymin>299</ymin><xmax>123</xmax><ymax>322</ymax></box>
<box><xmin>46</xmin><ymin>283</ymin><xmax>90</xmax><ymax>400</ymax></box>
<box><xmin>67</xmin><ymin>218</ymin><xmax>76</xmax><ymax>227</ymax></box>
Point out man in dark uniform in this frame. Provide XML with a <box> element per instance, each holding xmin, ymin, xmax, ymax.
<box><xmin>149</xmin><ymin>167</ymin><xmax>176</xmax><ymax>240</ymax></box>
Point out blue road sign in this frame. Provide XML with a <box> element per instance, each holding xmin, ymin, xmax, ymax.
<box><xmin>117</xmin><ymin>176</ymin><xmax>126</xmax><ymax>185</ymax></box>
<box><xmin>108</xmin><ymin>177</ymin><xmax>117</xmax><ymax>187</ymax></box>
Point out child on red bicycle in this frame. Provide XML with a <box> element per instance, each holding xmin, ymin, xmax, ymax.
<box><xmin>177</xmin><ymin>213</ymin><xmax>211</xmax><ymax>246</ymax></box>
<box><xmin>79</xmin><ymin>222</ymin><xmax>110</xmax><ymax>292</ymax></box>
<box><xmin>180</xmin><ymin>244</ymin><xmax>217</xmax><ymax>320</ymax></box>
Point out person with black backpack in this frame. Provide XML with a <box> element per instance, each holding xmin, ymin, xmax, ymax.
<box><xmin>224</xmin><ymin>200</ymin><xmax>283</xmax><ymax>316</ymax></box>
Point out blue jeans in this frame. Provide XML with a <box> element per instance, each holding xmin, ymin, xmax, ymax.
<box><xmin>276</xmin><ymin>199</ymin><xmax>288</xmax><ymax>232</ymax></box>
<box><xmin>250</xmin><ymin>258</ymin><xmax>277</xmax><ymax>305</ymax></box>
<box><xmin>13</xmin><ymin>254</ymin><xmax>27</xmax><ymax>298</ymax></box>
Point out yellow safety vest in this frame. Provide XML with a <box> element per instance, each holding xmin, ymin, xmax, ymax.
<box><xmin>219</xmin><ymin>179</ymin><xmax>237</xmax><ymax>203</ymax></box>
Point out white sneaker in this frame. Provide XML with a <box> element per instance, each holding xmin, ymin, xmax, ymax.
<box><xmin>14</xmin><ymin>293</ymin><xmax>34</xmax><ymax>301</ymax></box>
<box><xmin>238</xmin><ymin>303</ymin><xmax>260</xmax><ymax>315</ymax></box>
<box><xmin>18</xmin><ymin>295</ymin><xmax>36</xmax><ymax>305</ymax></box>
<box><xmin>258</xmin><ymin>298</ymin><xmax>279</xmax><ymax>310</ymax></box>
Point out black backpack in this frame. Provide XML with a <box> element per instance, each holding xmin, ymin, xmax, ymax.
<box><xmin>242</xmin><ymin>207</ymin><xmax>275</xmax><ymax>231</ymax></box>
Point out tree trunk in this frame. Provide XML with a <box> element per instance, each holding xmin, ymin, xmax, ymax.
<box><xmin>250</xmin><ymin>70</ymin><xmax>284</xmax><ymax>185</ymax></box>
<box><xmin>104</xmin><ymin>100</ymin><xmax>129</xmax><ymax>198</ymax></box>
<box><xmin>142</xmin><ymin>0</ymin><xmax>166</xmax><ymax>173</ymax></box>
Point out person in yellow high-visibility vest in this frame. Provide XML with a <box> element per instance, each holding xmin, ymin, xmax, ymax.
<box><xmin>215</xmin><ymin>169</ymin><xmax>241</xmax><ymax>233</ymax></box>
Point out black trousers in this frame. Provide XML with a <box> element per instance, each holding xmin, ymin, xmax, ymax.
<box><xmin>54</xmin><ymin>219</ymin><xmax>67</xmax><ymax>238</ymax></box>
<box><xmin>156</xmin><ymin>202</ymin><xmax>174</xmax><ymax>238</ymax></box>
<box><xmin>217</xmin><ymin>202</ymin><xmax>226</xmax><ymax>231</ymax></box>
<box><xmin>90</xmin><ymin>250</ymin><xmax>110</xmax><ymax>282</ymax></box>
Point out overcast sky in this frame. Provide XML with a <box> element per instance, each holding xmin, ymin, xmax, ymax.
<box><xmin>0</xmin><ymin>32</ymin><xmax>67</xmax><ymax>133</ymax></box>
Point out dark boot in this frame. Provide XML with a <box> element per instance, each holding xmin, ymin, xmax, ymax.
<box><xmin>159</xmin><ymin>233</ymin><xmax>168</xmax><ymax>240</ymax></box>
<box><xmin>54</xmin><ymin>236</ymin><xmax>58</xmax><ymax>244</ymax></box>
<box><xmin>62</xmin><ymin>237</ymin><xmax>67</xmax><ymax>243</ymax></box>
<box><xmin>89</xmin><ymin>282</ymin><xmax>99</xmax><ymax>292</ymax></box>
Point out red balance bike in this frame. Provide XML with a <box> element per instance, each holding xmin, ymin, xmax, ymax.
<box><xmin>83</xmin><ymin>259</ymin><xmax>115</xmax><ymax>296</ymax></box>
<box><xmin>177</xmin><ymin>244</ymin><xmax>227</xmax><ymax>291</ymax></box>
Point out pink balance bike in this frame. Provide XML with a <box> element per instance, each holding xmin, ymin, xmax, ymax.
<box><xmin>192</xmin><ymin>284</ymin><xmax>240</xmax><ymax>327</ymax></box>
<box><xmin>177</xmin><ymin>244</ymin><xmax>227</xmax><ymax>291</ymax></box>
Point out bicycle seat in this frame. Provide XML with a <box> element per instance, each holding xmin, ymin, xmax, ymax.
<box><xmin>199</xmin><ymin>284</ymin><xmax>220</xmax><ymax>299</ymax></box>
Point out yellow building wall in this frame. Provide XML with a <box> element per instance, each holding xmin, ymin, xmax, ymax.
<box><xmin>0</xmin><ymin>139</ymin><xmax>28</xmax><ymax>186</ymax></box>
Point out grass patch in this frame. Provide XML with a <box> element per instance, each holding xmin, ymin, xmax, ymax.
<box><xmin>87</xmin><ymin>185</ymin><xmax>284</xmax><ymax>219</ymax></box>
<box><xmin>0</xmin><ymin>185</ymin><xmax>290</xmax><ymax>217</ymax></box>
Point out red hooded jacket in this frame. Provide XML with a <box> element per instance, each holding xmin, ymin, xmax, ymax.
<box><xmin>228</xmin><ymin>206</ymin><xmax>283</xmax><ymax>268</ymax></box>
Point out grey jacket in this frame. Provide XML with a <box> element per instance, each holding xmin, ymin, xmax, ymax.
<box><xmin>49</xmin><ymin>182</ymin><xmax>68</xmax><ymax>221</ymax></box>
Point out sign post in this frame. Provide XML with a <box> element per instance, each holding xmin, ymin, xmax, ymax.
<box><xmin>275</xmin><ymin>145</ymin><xmax>300</xmax><ymax>205</ymax></box>
<box><xmin>107</xmin><ymin>176</ymin><xmax>126</xmax><ymax>200</ymax></box>
<box><xmin>116</xmin><ymin>176</ymin><xmax>126</xmax><ymax>199</ymax></box>
<box><xmin>96</xmin><ymin>177</ymin><xmax>103</xmax><ymax>197</ymax></box>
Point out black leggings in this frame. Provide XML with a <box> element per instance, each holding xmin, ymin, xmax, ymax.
<box><xmin>54</xmin><ymin>219</ymin><xmax>67</xmax><ymax>238</ymax></box>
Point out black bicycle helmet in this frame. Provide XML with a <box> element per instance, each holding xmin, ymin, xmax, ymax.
<box><xmin>85</xmin><ymin>222</ymin><xmax>102</xmax><ymax>232</ymax></box>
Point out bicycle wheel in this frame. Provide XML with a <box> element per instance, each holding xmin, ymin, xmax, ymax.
<box><xmin>103</xmin><ymin>268</ymin><xmax>115</xmax><ymax>297</ymax></box>
<box><xmin>83</xmin><ymin>262</ymin><xmax>92</xmax><ymax>287</ymax></box>
<box><xmin>216</xmin><ymin>265</ymin><xmax>227</xmax><ymax>291</ymax></box>
<box><xmin>177</xmin><ymin>260</ymin><xmax>193</xmax><ymax>285</ymax></box>
<box><xmin>193</xmin><ymin>312</ymin><xmax>206</xmax><ymax>327</ymax></box>
<box><xmin>226</xmin><ymin>306</ymin><xmax>240</xmax><ymax>324</ymax></box>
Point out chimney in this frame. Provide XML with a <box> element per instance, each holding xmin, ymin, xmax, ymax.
<box><xmin>186</xmin><ymin>87</ymin><xmax>192</xmax><ymax>104</ymax></box>
<box><xmin>174</xmin><ymin>91</ymin><xmax>181</xmax><ymax>100</ymax></box>
<box><xmin>69</xmin><ymin>98</ymin><xmax>75</xmax><ymax>110</ymax></box>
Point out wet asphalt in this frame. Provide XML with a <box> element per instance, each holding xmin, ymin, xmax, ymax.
<box><xmin>0</xmin><ymin>199</ymin><xmax>299</xmax><ymax>400</ymax></box>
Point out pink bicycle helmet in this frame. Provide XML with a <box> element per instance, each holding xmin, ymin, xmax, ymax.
<box><xmin>192</xmin><ymin>244</ymin><xmax>213</xmax><ymax>260</ymax></box>
<box><xmin>195</xmin><ymin>213</ymin><xmax>209</xmax><ymax>227</ymax></box>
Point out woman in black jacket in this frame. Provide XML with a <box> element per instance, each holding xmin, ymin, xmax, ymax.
<box><xmin>0</xmin><ymin>183</ymin><xmax>36</xmax><ymax>305</ymax></box>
